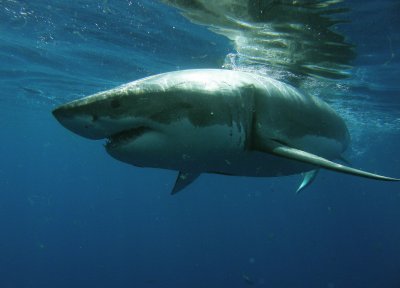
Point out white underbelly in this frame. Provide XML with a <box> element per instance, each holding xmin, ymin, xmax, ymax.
<box><xmin>108</xmin><ymin>120</ymin><xmax>337</xmax><ymax>177</ymax></box>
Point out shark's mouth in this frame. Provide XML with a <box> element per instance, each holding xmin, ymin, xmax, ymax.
<box><xmin>105</xmin><ymin>126</ymin><xmax>151</xmax><ymax>149</ymax></box>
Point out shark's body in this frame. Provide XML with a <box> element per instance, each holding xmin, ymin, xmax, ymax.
<box><xmin>53</xmin><ymin>69</ymin><xmax>398</xmax><ymax>193</ymax></box>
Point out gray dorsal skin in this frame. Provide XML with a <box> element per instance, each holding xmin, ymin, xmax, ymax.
<box><xmin>296</xmin><ymin>170</ymin><xmax>319</xmax><ymax>194</ymax></box>
<box><xmin>52</xmin><ymin>69</ymin><xmax>399</xmax><ymax>194</ymax></box>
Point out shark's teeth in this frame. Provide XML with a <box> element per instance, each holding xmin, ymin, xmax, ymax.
<box><xmin>105</xmin><ymin>126</ymin><xmax>151</xmax><ymax>148</ymax></box>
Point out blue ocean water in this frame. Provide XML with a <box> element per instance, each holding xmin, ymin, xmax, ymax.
<box><xmin>1</xmin><ymin>1</ymin><xmax>399</xmax><ymax>288</ymax></box>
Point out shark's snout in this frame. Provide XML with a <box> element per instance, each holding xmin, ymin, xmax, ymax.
<box><xmin>52</xmin><ymin>104</ymin><xmax>70</xmax><ymax>120</ymax></box>
<box><xmin>52</xmin><ymin>93</ymin><xmax>156</xmax><ymax>143</ymax></box>
<box><xmin>52</xmin><ymin>105</ymin><xmax>75</xmax><ymax>125</ymax></box>
<box><xmin>53</xmin><ymin>104</ymin><xmax>106</xmax><ymax>139</ymax></box>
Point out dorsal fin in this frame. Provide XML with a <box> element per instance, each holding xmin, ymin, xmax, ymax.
<box><xmin>260</xmin><ymin>140</ymin><xmax>399</xmax><ymax>182</ymax></box>
<box><xmin>171</xmin><ymin>172</ymin><xmax>200</xmax><ymax>195</ymax></box>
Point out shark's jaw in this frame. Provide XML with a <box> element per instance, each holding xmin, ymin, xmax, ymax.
<box><xmin>52</xmin><ymin>101</ymin><xmax>160</xmax><ymax>156</ymax></box>
<box><xmin>104</xmin><ymin>125</ymin><xmax>153</xmax><ymax>150</ymax></box>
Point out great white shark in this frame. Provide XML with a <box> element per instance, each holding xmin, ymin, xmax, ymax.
<box><xmin>52</xmin><ymin>69</ymin><xmax>399</xmax><ymax>194</ymax></box>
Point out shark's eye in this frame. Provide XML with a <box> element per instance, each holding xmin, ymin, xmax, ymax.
<box><xmin>110</xmin><ymin>99</ymin><xmax>121</xmax><ymax>109</ymax></box>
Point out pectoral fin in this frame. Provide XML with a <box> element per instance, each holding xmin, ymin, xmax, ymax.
<box><xmin>262</xmin><ymin>140</ymin><xmax>399</xmax><ymax>182</ymax></box>
<box><xmin>337</xmin><ymin>156</ymin><xmax>351</xmax><ymax>166</ymax></box>
<box><xmin>171</xmin><ymin>172</ymin><xmax>200</xmax><ymax>195</ymax></box>
<box><xmin>296</xmin><ymin>169</ymin><xmax>319</xmax><ymax>194</ymax></box>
